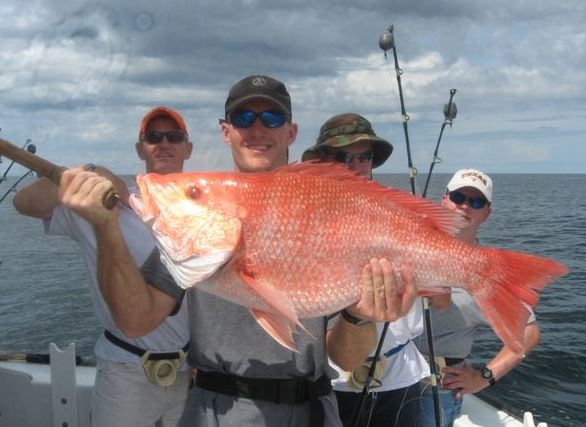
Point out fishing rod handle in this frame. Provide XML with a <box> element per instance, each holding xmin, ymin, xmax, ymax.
<box><xmin>0</xmin><ymin>137</ymin><xmax>118</xmax><ymax>209</ymax></box>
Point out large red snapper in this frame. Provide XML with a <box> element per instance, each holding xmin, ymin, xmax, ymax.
<box><xmin>129</xmin><ymin>162</ymin><xmax>568</xmax><ymax>353</ymax></box>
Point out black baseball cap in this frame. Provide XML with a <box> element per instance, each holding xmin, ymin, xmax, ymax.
<box><xmin>225</xmin><ymin>75</ymin><xmax>292</xmax><ymax>117</ymax></box>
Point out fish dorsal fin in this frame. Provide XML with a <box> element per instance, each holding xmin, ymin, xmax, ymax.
<box><xmin>272</xmin><ymin>162</ymin><xmax>466</xmax><ymax>236</ymax></box>
<box><xmin>376</xmin><ymin>187</ymin><xmax>468</xmax><ymax>236</ymax></box>
<box><xmin>272</xmin><ymin>161</ymin><xmax>364</xmax><ymax>180</ymax></box>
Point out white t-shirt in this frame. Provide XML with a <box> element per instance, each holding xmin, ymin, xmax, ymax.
<box><xmin>330</xmin><ymin>298</ymin><xmax>430</xmax><ymax>392</ymax></box>
<box><xmin>45</xmin><ymin>194</ymin><xmax>189</xmax><ymax>365</ymax></box>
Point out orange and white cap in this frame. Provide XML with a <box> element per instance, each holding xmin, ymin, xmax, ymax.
<box><xmin>139</xmin><ymin>106</ymin><xmax>188</xmax><ymax>137</ymax></box>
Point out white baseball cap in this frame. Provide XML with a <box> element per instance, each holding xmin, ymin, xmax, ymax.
<box><xmin>446</xmin><ymin>169</ymin><xmax>493</xmax><ymax>202</ymax></box>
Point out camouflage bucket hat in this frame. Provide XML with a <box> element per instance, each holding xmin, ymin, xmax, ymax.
<box><xmin>301</xmin><ymin>113</ymin><xmax>393</xmax><ymax>168</ymax></box>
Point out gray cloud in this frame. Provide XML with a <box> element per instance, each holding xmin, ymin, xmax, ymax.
<box><xmin>0</xmin><ymin>0</ymin><xmax>584</xmax><ymax>175</ymax></box>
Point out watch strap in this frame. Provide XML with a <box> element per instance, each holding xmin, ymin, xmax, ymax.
<box><xmin>480</xmin><ymin>365</ymin><xmax>496</xmax><ymax>386</ymax></box>
<box><xmin>341</xmin><ymin>309</ymin><xmax>371</xmax><ymax>326</ymax></box>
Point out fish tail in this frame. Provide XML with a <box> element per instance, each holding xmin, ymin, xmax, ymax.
<box><xmin>470</xmin><ymin>249</ymin><xmax>568</xmax><ymax>355</ymax></box>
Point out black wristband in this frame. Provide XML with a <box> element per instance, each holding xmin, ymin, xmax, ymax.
<box><xmin>341</xmin><ymin>309</ymin><xmax>371</xmax><ymax>326</ymax></box>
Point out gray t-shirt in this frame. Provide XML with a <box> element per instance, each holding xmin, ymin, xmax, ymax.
<box><xmin>141</xmin><ymin>248</ymin><xmax>342</xmax><ymax>426</ymax></box>
<box><xmin>415</xmin><ymin>290</ymin><xmax>536</xmax><ymax>358</ymax></box>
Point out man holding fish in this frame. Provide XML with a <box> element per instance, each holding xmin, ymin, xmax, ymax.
<box><xmin>56</xmin><ymin>75</ymin><xmax>419</xmax><ymax>427</ymax></box>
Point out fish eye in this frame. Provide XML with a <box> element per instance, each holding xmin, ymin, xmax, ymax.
<box><xmin>186</xmin><ymin>185</ymin><xmax>201</xmax><ymax>199</ymax></box>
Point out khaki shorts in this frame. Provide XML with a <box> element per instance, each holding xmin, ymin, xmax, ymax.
<box><xmin>91</xmin><ymin>359</ymin><xmax>189</xmax><ymax>427</ymax></box>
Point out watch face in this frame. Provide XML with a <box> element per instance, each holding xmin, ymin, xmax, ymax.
<box><xmin>481</xmin><ymin>367</ymin><xmax>493</xmax><ymax>379</ymax></box>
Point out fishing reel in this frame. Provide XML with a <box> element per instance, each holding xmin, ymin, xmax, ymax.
<box><xmin>140</xmin><ymin>349</ymin><xmax>187</xmax><ymax>387</ymax></box>
<box><xmin>343</xmin><ymin>356</ymin><xmax>388</xmax><ymax>392</ymax></box>
<box><xmin>0</xmin><ymin>139</ymin><xmax>37</xmax><ymax>206</ymax></box>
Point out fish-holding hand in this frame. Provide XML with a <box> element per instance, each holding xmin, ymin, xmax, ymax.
<box><xmin>344</xmin><ymin>258</ymin><xmax>416</xmax><ymax>323</ymax></box>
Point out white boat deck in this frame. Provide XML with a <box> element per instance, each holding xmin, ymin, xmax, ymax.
<box><xmin>0</xmin><ymin>343</ymin><xmax>547</xmax><ymax>427</ymax></box>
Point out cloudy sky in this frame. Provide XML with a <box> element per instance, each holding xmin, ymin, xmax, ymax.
<box><xmin>1</xmin><ymin>0</ymin><xmax>585</xmax><ymax>182</ymax></box>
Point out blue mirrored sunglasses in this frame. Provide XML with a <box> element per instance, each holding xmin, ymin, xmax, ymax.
<box><xmin>448</xmin><ymin>191</ymin><xmax>489</xmax><ymax>209</ymax></box>
<box><xmin>227</xmin><ymin>110</ymin><xmax>289</xmax><ymax>129</ymax></box>
<box><xmin>324</xmin><ymin>149</ymin><xmax>373</xmax><ymax>165</ymax></box>
<box><xmin>142</xmin><ymin>130</ymin><xmax>186</xmax><ymax>145</ymax></box>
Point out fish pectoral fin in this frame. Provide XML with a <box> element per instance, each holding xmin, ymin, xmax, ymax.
<box><xmin>250</xmin><ymin>309</ymin><xmax>298</xmax><ymax>352</ymax></box>
<box><xmin>238</xmin><ymin>267</ymin><xmax>314</xmax><ymax>341</ymax></box>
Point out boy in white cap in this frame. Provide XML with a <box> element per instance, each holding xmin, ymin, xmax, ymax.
<box><xmin>414</xmin><ymin>169</ymin><xmax>541</xmax><ymax>427</ymax></box>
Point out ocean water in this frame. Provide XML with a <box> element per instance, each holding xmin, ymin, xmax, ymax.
<box><xmin>0</xmin><ymin>173</ymin><xmax>584</xmax><ymax>426</ymax></box>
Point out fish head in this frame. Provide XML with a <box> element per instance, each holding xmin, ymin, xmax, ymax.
<box><xmin>130</xmin><ymin>172</ymin><xmax>245</xmax><ymax>287</ymax></box>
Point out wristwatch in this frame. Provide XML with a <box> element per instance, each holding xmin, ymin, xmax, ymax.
<box><xmin>340</xmin><ymin>309</ymin><xmax>371</xmax><ymax>326</ymax></box>
<box><xmin>480</xmin><ymin>365</ymin><xmax>496</xmax><ymax>386</ymax></box>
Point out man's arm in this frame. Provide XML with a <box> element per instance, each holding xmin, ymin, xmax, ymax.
<box><xmin>442</xmin><ymin>321</ymin><xmax>541</xmax><ymax>397</ymax></box>
<box><xmin>13</xmin><ymin>178</ymin><xmax>59</xmax><ymax>219</ymax></box>
<box><xmin>58</xmin><ymin>167</ymin><xmax>176</xmax><ymax>337</ymax></box>
<box><xmin>327</xmin><ymin>258</ymin><xmax>417</xmax><ymax>371</ymax></box>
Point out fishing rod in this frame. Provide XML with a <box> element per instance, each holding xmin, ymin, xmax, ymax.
<box><xmin>421</xmin><ymin>89</ymin><xmax>458</xmax><ymax>198</ymax></box>
<box><xmin>352</xmin><ymin>24</ymin><xmax>452</xmax><ymax>427</ymax></box>
<box><xmin>350</xmin><ymin>322</ymin><xmax>389</xmax><ymax>427</ymax></box>
<box><xmin>0</xmin><ymin>350</ymin><xmax>86</xmax><ymax>366</ymax></box>
<box><xmin>0</xmin><ymin>137</ymin><xmax>120</xmax><ymax>209</ymax></box>
<box><xmin>379</xmin><ymin>25</ymin><xmax>418</xmax><ymax>195</ymax></box>
<box><xmin>418</xmin><ymin>92</ymin><xmax>459</xmax><ymax>427</ymax></box>
<box><xmin>0</xmin><ymin>139</ymin><xmax>38</xmax><ymax>206</ymax></box>
<box><xmin>350</xmin><ymin>25</ymin><xmax>439</xmax><ymax>427</ymax></box>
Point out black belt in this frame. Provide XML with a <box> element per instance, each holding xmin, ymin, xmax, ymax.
<box><xmin>195</xmin><ymin>370</ymin><xmax>332</xmax><ymax>426</ymax></box>
<box><xmin>444</xmin><ymin>357</ymin><xmax>465</xmax><ymax>366</ymax></box>
<box><xmin>104</xmin><ymin>330</ymin><xmax>189</xmax><ymax>360</ymax></box>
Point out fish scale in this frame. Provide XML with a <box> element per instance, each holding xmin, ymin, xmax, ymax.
<box><xmin>130</xmin><ymin>162</ymin><xmax>568</xmax><ymax>352</ymax></box>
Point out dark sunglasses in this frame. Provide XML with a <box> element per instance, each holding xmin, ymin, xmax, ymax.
<box><xmin>142</xmin><ymin>130</ymin><xmax>187</xmax><ymax>145</ymax></box>
<box><xmin>448</xmin><ymin>191</ymin><xmax>489</xmax><ymax>209</ymax></box>
<box><xmin>227</xmin><ymin>110</ymin><xmax>289</xmax><ymax>129</ymax></box>
<box><xmin>324</xmin><ymin>149</ymin><xmax>373</xmax><ymax>165</ymax></box>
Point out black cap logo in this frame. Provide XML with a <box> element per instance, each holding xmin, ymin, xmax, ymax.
<box><xmin>251</xmin><ymin>76</ymin><xmax>268</xmax><ymax>87</ymax></box>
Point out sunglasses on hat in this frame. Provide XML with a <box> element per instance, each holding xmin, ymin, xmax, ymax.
<box><xmin>141</xmin><ymin>130</ymin><xmax>187</xmax><ymax>145</ymax></box>
<box><xmin>227</xmin><ymin>109</ymin><xmax>289</xmax><ymax>129</ymax></box>
<box><xmin>448</xmin><ymin>191</ymin><xmax>489</xmax><ymax>209</ymax></box>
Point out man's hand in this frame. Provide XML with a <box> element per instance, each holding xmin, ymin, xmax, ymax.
<box><xmin>59</xmin><ymin>167</ymin><xmax>119</xmax><ymax>227</ymax></box>
<box><xmin>441</xmin><ymin>365</ymin><xmax>490</xmax><ymax>398</ymax></box>
<box><xmin>346</xmin><ymin>258</ymin><xmax>417</xmax><ymax>323</ymax></box>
